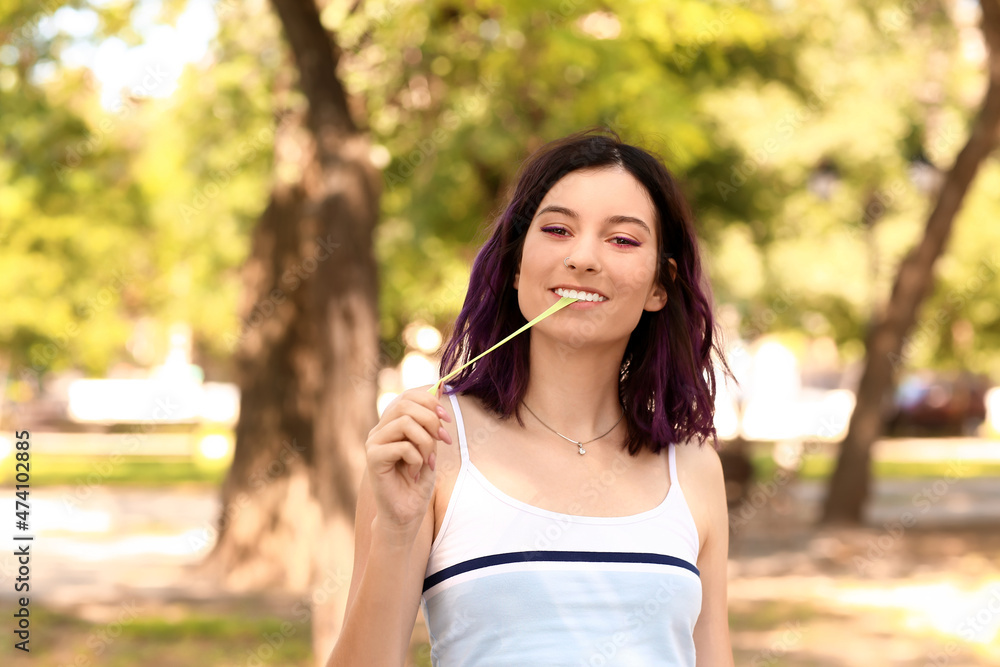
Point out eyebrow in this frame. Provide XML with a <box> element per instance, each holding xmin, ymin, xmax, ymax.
<box><xmin>534</xmin><ymin>204</ymin><xmax>652</xmax><ymax>236</ymax></box>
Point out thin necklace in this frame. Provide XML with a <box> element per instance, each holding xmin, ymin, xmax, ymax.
<box><xmin>521</xmin><ymin>399</ymin><xmax>625</xmax><ymax>455</ymax></box>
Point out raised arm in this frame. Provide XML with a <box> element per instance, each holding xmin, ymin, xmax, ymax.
<box><xmin>326</xmin><ymin>386</ymin><xmax>452</xmax><ymax>666</ymax></box>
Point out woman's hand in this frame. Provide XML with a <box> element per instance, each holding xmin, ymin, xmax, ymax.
<box><xmin>364</xmin><ymin>386</ymin><xmax>453</xmax><ymax>546</ymax></box>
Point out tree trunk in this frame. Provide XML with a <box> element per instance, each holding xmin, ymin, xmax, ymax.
<box><xmin>820</xmin><ymin>1</ymin><xmax>1000</xmax><ymax>525</ymax></box>
<box><xmin>200</xmin><ymin>0</ymin><xmax>380</xmax><ymax>661</ymax></box>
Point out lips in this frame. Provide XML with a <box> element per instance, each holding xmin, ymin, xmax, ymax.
<box><xmin>549</xmin><ymin>285</ymin><xmax>609</xmax><ymax>300</ymax></box>
<box><xmin>549</xmin><ymin>289</ymin><xmax>608</xmax><ymax>309</ymax></box>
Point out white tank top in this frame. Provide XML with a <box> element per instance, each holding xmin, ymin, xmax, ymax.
<box><xmin>420</xmin><ymin>386</ymin><xmax>702</xmax><ymax>666</ymax></box>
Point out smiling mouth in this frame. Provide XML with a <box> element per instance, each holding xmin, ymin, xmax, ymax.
<box><xmin>550</xmin><ymin>288</ymin><xmax>609</xmax><ymax>302</ymax></box>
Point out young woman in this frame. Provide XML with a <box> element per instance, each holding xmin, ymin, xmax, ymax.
<box><xmin>328</xmin><ymin>128</ymin><xmax>735</xmax><ymax>666</ymax></box>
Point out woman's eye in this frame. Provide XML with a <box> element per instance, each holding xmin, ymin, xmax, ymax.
<box><xmin>613</xmin><ymin>237</ymin><xmax>640</xmax><ymax>247</ymax></box>
<box><xmin>542</xmin><ymin>227</ymin><xmax>640</xmax><ymax>247</ymax></box>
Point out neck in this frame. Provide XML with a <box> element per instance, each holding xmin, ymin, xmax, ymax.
<box><xmin>520</xmin><ymin>329</ymin><xmax>627</xmax><ymax>445</ymax></box>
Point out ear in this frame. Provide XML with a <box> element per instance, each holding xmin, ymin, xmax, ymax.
<box><xmin>645</xmin><ymin>258</ymin><xmax>675</xmax><ymax>312</ymax></box>
<box><xmin>645</xmin><ymin>280</ymin><xmax>669</xmax><ymax>312</ymax></box>
<box><xmin>513</xmin><ymin>268</ymin><xmax>519</xmax><ymax>290</ymax></box>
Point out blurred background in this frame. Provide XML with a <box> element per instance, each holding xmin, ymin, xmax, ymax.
<box><xmin>2</xmin><ymin>0</ymin><xmax>1000</xmax><ymax>665</ymax></box>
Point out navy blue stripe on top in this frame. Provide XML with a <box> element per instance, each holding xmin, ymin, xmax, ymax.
<box><xmin>423</xmin><ymin>550</ymin><xmax>700</xmax><ymax>593</ymax></box>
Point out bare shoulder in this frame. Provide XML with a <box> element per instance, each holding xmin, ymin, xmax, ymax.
<box><xmin>673</xmin><ymin>439</ymin><xmax>724</xmax><ymax>481</ymax></box>
<box><xmin>672</xmin><ymin>440</ymin><xmax>727</xmax><ymax>552</ymax></box>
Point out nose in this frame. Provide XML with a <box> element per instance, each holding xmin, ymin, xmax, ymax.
<box><xmin>564</xmin><ymin>241</ymin><xmax>601</xmax><ymax>273</ymax></box>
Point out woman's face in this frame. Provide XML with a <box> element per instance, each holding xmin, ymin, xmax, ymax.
<box><xmin>513</xmin><ymin>166</ymin><xmax>673</xmax><ymax>347</ymax></box>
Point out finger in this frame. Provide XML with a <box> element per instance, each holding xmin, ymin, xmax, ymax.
<box><xmin>372</xmin><ymin>412</ymin><xmax>434</xmax><ymax>449</ymax></box>
<box><xmin>395</xmin><ymin>403</ymin><xmax>451</xmax><ymax>450</ymax></box>
<box><xmin>398</xmin><ymin>417</ymin><xmax>440</xmax><ymax>479</ymax></box>
<box><xmin>380</xmin><ymin>389</ymin><xmax>451</xmax><ymax>435</ymax></box>
<box><xmin>431</xmin><ymin>385</ymin><xmax>452</xmax><ymax>421</ymax></box>
<box><xmin>407</xmin><ymin>386</ymin><xmax>453</xmax><ymax>425</ymax></box>
<box><xmin>369</xmin><ymin>417</ymin><xmax>447</xmax><ymax>485</ymax></box>
<box><xmin>367</xmin><ymin>441</ymin><xmax>424</xmax><ymax>475</ymax></box>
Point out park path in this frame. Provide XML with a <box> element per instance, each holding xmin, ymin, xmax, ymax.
<box><xmin>2</xmin><ymin>470</ymin><xmax>999</xmax><ymax>665</ymax></box>
<box><xmin>1</xmin><ymin>474</ymin><xmax>997</xmax><ymax>605</ymax></box>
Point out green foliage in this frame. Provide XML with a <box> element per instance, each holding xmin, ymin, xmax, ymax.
<box><xmin>1</xmin><ymin>1</ymin><xmax>150</xmax><ymax>378</ymax></box>
<box><xmin>1</xmin><ymin>0</ymin><xmax>998</xmax><ymax>385</ymax></box>
<box><xmin>0</xmin><ymin>0</ymin><xmax>281</xmax><ymax>384</ymax></box>
<box><xmin>336</xmin><ymin>0</ymin><xmax>1000</xmax><ymax>375</ymax></box>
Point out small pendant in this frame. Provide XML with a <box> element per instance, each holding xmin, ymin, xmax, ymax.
<box><xmin>578</xmin><ymin>444</ymin><xmax>586</xmax><ymax>455</ymax></box>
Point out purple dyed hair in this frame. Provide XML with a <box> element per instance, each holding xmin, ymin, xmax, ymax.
<box><xmin>437</xmin><ymin>127</ymin><xmax>732</xmax><ymax>454</ymax></box>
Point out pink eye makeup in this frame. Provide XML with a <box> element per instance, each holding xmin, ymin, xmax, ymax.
<box><xmin>540</xmin><ymin>226</ymin><xmax>642</xmax><ymax>248</ymax></box>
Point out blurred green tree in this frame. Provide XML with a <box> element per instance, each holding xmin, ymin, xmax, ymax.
<box><xmin>192</xmin><ymin>0</ymin><xmax>380</xmax><ymax>661</ymax></box>
<box><xmin>0</xmin><ymin>0</ymin><xmax>152</xmax><ymax>384</ymax></box>
<box><xmin>821</xmin><ymin>0</ymin><xmax>1000</xmax><ymax>524</ymax></box>
<box><xmin>4</xmin><ymin>0</ymin><xmax>1000</xmax><ymax>660</ymax></box>
<box><xmin>0</xmin><ymin>0</ymin><xmax>278</xmax><ymax>387</ymax></box>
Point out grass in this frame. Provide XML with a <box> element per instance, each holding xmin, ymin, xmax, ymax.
<box><xmin>0</xmin><ymin>602</ymin><xmax>313</xmax><ymax>667</ymax></box>
<box><xmin>0</xmin><ymin>599</ymin><xmax>829</xmax><ymax>667</ymax></box>
<box><xmin>0</xmin><ymin>454</ymin><xmax>229</xmax><ymax>487</ymax></box>
<box><xmin>6</xmin><ymin>586</ymin><xmax>999</xmax><ymax>665</ymax></box>
<box><xmin>750</xmin><ymin>451</ymin><xmax>1000</xmax><ymax>481</ymax></box>
<box><xmin>4</xmin><ymin>447</ymin><xmax>1000</xmax><ymax>489</ymax></box>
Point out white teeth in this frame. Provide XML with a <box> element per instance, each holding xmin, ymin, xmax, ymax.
<box><xmin>554</xmin><ymin>288</ymin><xmax>607</xmax><ymax>302</ymax></box>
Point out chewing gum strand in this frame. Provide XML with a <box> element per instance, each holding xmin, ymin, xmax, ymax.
<box><xmin>428</xmin><ymin>296</ymin><xmax>580</xmax><ymax>396</ymax></box>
